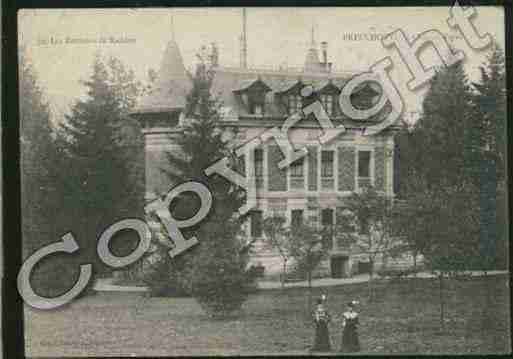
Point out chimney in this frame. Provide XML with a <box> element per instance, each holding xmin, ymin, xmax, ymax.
<box><xmin>240</xmin><ymin>8</ymin><xmax>248</xmax><ymax>68</ymax></box>
<box><xmin>210</xmin><ymin>42</ymin><xmax>219</xmax><ymax>67</ymax></box>
<box><xmin>321</xmin><ymin>41</ymin><xmax>328</xmax><ymax>66</ymax></box>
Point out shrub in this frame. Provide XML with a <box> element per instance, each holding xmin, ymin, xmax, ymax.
<box><xmin>191</xmin><ymin>219</ymin><xmax>255</xmax><ymax>318</ymax></box>
<box><xmin>141</xmin><ymin>249</ymin><xmax>194</xmax><ymax>297</ymax></box>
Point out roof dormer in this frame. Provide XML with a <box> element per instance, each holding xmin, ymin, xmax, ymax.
<box><xmin>233</xmin><ymin>77</ymin><xmax>271</xmax><ymax>116</ymax></box>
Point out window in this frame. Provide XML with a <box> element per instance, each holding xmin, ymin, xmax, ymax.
<box><xmin>288</xmin><ymin>94</ymin><xmax>302</xmax><ymax>115</ymax></box>
<box><xmin>291</xmin><ymin>209</ymin><xmax>303</xmax><ymax>228</ymax></box>
<box><xmin>249</xmin><ymin>93</ymin><xmax>265</xmax><ymax>115</ymax></box>
<box><xmin>359</xmin><ymin>216</ymin><xmax>370</xmax><ymax>235</ymax></box>
<box><xmin>321</xmin><ymin>151</ymin><xmax>334</xmax><ymax>178</ymax></box>
<box><xmin>358</xmin><ymin>151</ymin><xmax>371</xmax><ymax>178</ymax></box>
<box><xmin>250</xmin><ymin>210</ymin><xmax>263</xmax><ymax>237</ymax></box>
<box><xmin>254</xmin><ymin>149</ymin><xmax>264</xmax><ymax>177</ymax></box>
<box><xmin>321</xmin><ymin>208</ymin><xmax>334</xmax><ymax>226</ymax></box>
<box><xmin>320</xmin><ymin>94</ymin><xmax>335</xmax><ymax>116</ymax></box>
<box><xmin>290</xmin><ymin>158</ymin><xmax>304</xmax><ymax>177</ymax></box>
<box><xmin>321</xmin><ymin>208</ymin><xmax>334</xmax><ymax>249</ymax></box>
<box><xmin>357</xmin><ymin>150</ymin><xmax>372</xmax><ymax>189</ymax></box>
<box><xmin>249</xmin><ymin>102</ymin><xmax>263</xmax><ymax>115</ymax></box>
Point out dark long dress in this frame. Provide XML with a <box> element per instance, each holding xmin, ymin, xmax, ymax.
<box><xmin>311</xmin><ymin>307</ymin><xmax>331</xmax><ymax>352</ymax></box>
<box><xmin>341</xmin><ymin>312</ymin><xmax>360</xmax><ymax>352</ymax></box>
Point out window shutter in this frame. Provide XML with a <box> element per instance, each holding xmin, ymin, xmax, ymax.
<box><xmin>307</xmin><ymin>146</ymin><xmax>318</xmax><ymax>191</ymax></box>
<box><xmin>267</xmin><ymin>145</ymin><xmax>287</xmax><ymax>191</ymax></box>
<box><xmin>338</xmin><ymin>146</ymin><xmax>355</xmax><ymax>191</ymax></box>
<box><xmin>374</xmin><ymin>146</ymin><xmax>386</xmax><ymax>191</ymax></box>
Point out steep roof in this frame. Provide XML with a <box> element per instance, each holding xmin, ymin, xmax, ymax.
<box><xmin>132</xmin><ymin>40</ymin><xmax>192</xmax><ymax>114</ymax></box>
<box><xmin>210</xmin><ymin>66</ymin><xmax>355</xmax><ymax>119</ymax></box>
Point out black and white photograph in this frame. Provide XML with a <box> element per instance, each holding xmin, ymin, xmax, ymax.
<box><xmin>9</xmin><ymin>4</ymin><xmax>510</xmax><ymax>356</ymax></box>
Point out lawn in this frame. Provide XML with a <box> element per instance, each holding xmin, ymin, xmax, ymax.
<box><xmin>24</xmin><ymin>274</ymin><xmax>510</xmax><ymax>357</ymax></box>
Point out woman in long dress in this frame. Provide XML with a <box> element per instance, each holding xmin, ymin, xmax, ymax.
<box><xmin>311</xmin><ymin>298</ymin><xmax>332</xmax><ymax>352</ymax></box>
<box><xmin>340</xmin><ymin>301</ymin><xmax>360</xmax><ymax>352</ymax></box>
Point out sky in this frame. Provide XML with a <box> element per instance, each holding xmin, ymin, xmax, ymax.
<box><xmin>18</xmin><ymin>6</ymin><xmax>506</xmax><ymax>123</ymax></box>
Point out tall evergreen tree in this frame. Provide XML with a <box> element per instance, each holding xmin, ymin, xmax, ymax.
<box><xmin>57</xmin><ymin>53</ymin><xmax>144</xmax><ymax>271</ymax></box>
<box><xmin>472</xmin><ymin>44</ymin><xmax>506</xmax><ymax>182</ymax></box>
<box><xmin>19</xmin><ymin>48</ymin><xmax>60</xmax><ymax>256</ymax></box>
<box><xmin>471</xmin><ymin>45</ymin><xmax>507</xmax><ymax>270</ymax></box>
<box><xmin>396</xmin><ymin>60</ymin><xmax>480</xmax><ymax>262</ymax></box>
<box><xmin>417</xmin><ymin>61</ymin><xmax>475</xmax><ymax>189</ymax></box>
<box><xmin>19</xmin><ymin>49</ymin><xmax>76</xmax><ymax>296</ymax></box>
<box><xmin>395</xmin><ymin>60</ymin><xmax>494</xmax><ymax>330</ymax></box>
<box><xmin>150</xmin><ymin>59</ymin><xmax>253</xmax><ymax>316</ymax></box>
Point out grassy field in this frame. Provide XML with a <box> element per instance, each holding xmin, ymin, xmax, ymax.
<box><xmin>24</xmin><ymin>274</ymin><xmax>510</xmax><ymax>357</ymax></box>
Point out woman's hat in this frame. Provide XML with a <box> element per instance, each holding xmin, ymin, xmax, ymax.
<box><xmin>347</xmin><ymin>300</ymin><xmax>359</xmax><ymax>307</ymax></box>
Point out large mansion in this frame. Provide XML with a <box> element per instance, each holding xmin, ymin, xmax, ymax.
<box><xmin>129</xmin><ymin>32</ymin><xmax>408</xmax><ymax>278</ymax></box>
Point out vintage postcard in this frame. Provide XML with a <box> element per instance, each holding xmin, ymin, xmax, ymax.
<box><xmin>16</xmin><ymin>6</ymin><xmax>509</xmax><ymax>357</ymax></box>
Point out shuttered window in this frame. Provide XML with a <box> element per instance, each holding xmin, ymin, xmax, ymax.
<box><xmin>290</xmin><ymin>158</ymin><xmax>304</xmax><ymax>177</ymax></box>
<box><xmin>321</xmin><ymin>151</ymin><xmax>334</xmax><ymax>178</ymax></box>
<box><xmin>250</xmin><ymin>210</ymin><xmax>263</xmax><ymax>237</ymax></box>
<box><xmin>338</xmin><ymin>147</ymin><xmax>355</xmax><ymax>191</ymax></box>
<box><xmin>358</xmin><ymin>151</ymin><xmax>371</xmax><ymax>178</ymax></box>
<box><xmin>254</xmin><ymin>149</ymin><xmax>264</xmax><ymax>177</ymax></box>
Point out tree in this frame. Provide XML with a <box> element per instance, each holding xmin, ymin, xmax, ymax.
<box><xmin>19</xmin><ymin>48</ymin><xmax>69</xmax><ymax>296</ymax></box>
<box><xmin>396</xmin><ymin>60</ymin><xmax>482</xmax><ymax>269</ymax></box>
<box><xmin>155</xmin><ymin>56</ymin><xmax>253</xmax><ymax>317</ymax></box>
<box><xmin>420</xmin><ymin>182</ymin><xmax>480</xmax><ymax>332</ymax></box>
<box><xmin>286</xmin><ymin>220</ymin><xmax>330</xmax><ymax>311</ymax></box>
<box><xmin>471</xmin><ymin>44</ymin><xmax>507</xmax><ymax>268</ymax></box>
<box><xmin>57</xmin><ymin>53</ymin><xmax>144</xmax><ymax>272</ymax></box>
<box><xmin>472</xmin><ymin>44</ymin><xmax>506</xmax><ymax>182</ymax></box>
<box><xmin>392</xmin><ymin>177</ymin><xmax>433</xmax><ymax>278</ymax></box>
<box><xmin>19</xmin><ymin>48</ymin><xmax>60</xmax><ymax>255</ymax></box>
<box><xmin>396</xmin><ymin>61</ymin><xmax>485</xmax><ymax>330</ymax></box>
<box><xmin>470</xmin><ymin>44</ymin><xmax>507</xmax><ymax>327</ymax></box>
<box><xmin>394</xmin><ymin>61</ymin><xmax>475</xmax><ymax>200</ymax></box>
<box><xmin>336</xmin><ymin>188</ymin><xmax>399</xmax><ymax>301</ymax></box>
<box><xmin>190</xmin><ymin>211</ymin><xmax>251</xmax><ymax>318</ymax></box>
<box><xmin>262</xmin><ymin>215</ymin><xmax>289</xmax><ymax>288</ymax></box>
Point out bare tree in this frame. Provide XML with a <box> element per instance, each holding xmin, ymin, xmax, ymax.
<box><xmin>262</xmin><ymin>215</ymin><xmax>289</xmax><ymax>288</ymax></box>
<box><xmin>286</xmin><ymin>221</ymin><xmax>330</xmax><ymax>311</ymax></box>
<box><xmin>336</xmin><ymin>188</ymin><xmax>399</xmax><ymax>301</ymax></box>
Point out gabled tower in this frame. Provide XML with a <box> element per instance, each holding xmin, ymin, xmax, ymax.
<box><xmin>130</xmin><ymin>24</ymin><xmax>193</xmax><ymax>201</ymax></box>
<box><xmin>132</xmin><ymin>38</ymin><xmax>192</xmax><ymax>119</ymax></box>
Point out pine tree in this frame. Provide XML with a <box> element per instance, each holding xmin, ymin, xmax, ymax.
<box><xmin>57</xmin><ymin>53</ymin><xmax>143</xmax><ymax>271</ymax></box>
<box><xmin>147</xmin><ymin>59</ymin><xmax>254</xmax><ymax>316</ymax></box>
<box><xmin>473</xmin><ymin>44</ymin><xmax>506</xmax><ymax>182</ymax></box>
<box><xmin>19</xmin><ymin>49</ymin><xmax>60</xmax><ymax>256</ymax></box>
<box><xmin>397</xmin><ymin>61</ymin><xmax>480</xmax><ymax>255</ymax></box>
<box><xmin>19</xmin><ymin>49</ymin><xmax>76</xmax><ymax>296</ymax></box>
<box><xmin>471</xmin><ymin>44</ymin><xmax>507</xmax><ymax>270</ymax></box>
<box><xmin>417</xmin><ymin>61</ymin><xmax>475</xmax><ymax>189</ymax></box>
<box><xmin>396</xmin><ymin>60</ymin><xmax>485</xmax><ymax>331</ymax></box>
<box><xmin>19</xmin><ymin>49</ymin><xmax>68</xmax><ymax>254</ymax></box>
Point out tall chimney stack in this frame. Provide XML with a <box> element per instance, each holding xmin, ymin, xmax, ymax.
<box><xmin>240</xmin><ymin>8</ymin><xmax>248</xmax><ymax>68</ymax></box>
<box><xmin>321</xmin><ymin>41</ymin><xmax>328</xmax><ymax>65</ymax></box>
